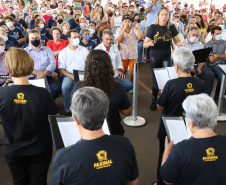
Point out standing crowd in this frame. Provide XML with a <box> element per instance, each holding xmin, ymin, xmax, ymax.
<box><xmin>0</xmin><ymin>0</ymin><xmax>226</xmax><ymax>184</ymax></box>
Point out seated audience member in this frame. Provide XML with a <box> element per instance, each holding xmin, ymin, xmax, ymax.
<box><xmin>4</xmin><ymin>15</ymin><xmax>25</xmax><ymax>44</ymax></box>
<box><xmin>49</xmin><ymin>87</ymin><xmax>138</xmax><ymax>185</ymax></box>
<box><xmin>69</xmin><ymin>11</ymin><xmax>81</xmax><ymax>29</ymax></box>
<box><xmin>0</xmin><ymin>37</ymin><xmax>10</xmax><ymax>86</ymax></box>
<box><xmin>60</xmin><ymin>21</ymin><xmax>69</xmax><ymax>40</ymax></box>
<box><xmin>184</xmin><ymin>21</ymin><xmax>203</xmax><ymax>43</ymax></box>
<box><xmin>47</xmin><ymin>9</ymin><xmax>57</xmax><ymax>30</ymax></box>
<box><xmin>52</xmin><ymin>14</ymin><xmax>64</xmax><ymax>27</ymax></box>
<box><xmin>96</xmin><ymin>29</ymin><xmax>133</xmax><ymax>91</ymax></box>
<box><xmin>75</xmin><ymin>16</ymin><xmax>88</xmax><ymax>33</ymax></box>
<box><xmin>111</xmin><ymin>8</ymin><xmax>122</xmax><ymax>35</ymax></box>
<box><xmin>47</xmin><ymin>26</ymin><xmax>68</xmax><ymax>67</ymax></box>
<box><xmin>24</xmin><ymin>29</ymin><xmax>61</xmax><ymax>99</ymax></box>
<box><xmin>0</xmin><ymin>47</ymin><xmax>58</xmax><ymax>185</ymax></box>
<box><xmin>58</xmin><ymin>30</ymin><xmax>89</xmax><ymax>115</ymax></box>
<box><xmin>33</xmin><ymin>25</ymin><xmax>49</xmax><ymax>46</ymax></box>
<box><xmin>35</xmin><ymin>18</ymin><xmax>53</xmax><ymax>40</ymax></box>
<box><xmin>94</xmin><ymin>6</ymin><xmax>108</xmax><ymax>38</ymax></box>
<box><xmin>42</xmin><ymin>5</ymin><xmax>52</xmax><ymax>25</ymax></box>
<box><xmin>182</xmin><ymin>27</ymin><xmax>214</xmax><ymax>95</ymax></box>
<box><xmin>203</xmin><ymin>18</ymin><xmax>216</xmax><ymax>43</ymax></box>
<box><xmin>161</xmin><ymin>93</ymin><xmax>226</xmax><ymax>185</ymax></box>
<box><xmin>156</xmin><ymin>47</ymin><xmax>205</xmax><ymax>185</ymax></box>
<box><xmin>88</xmin><ymin>23</ymin><xmax>100</xmax><ymax>45</ymax></box>
<box><xmin>0</xmin><ymin>27</ymin><xmax>19</xmax><ymax>47</ymax></box>
<box><xmin>13</xmin><ymin>10</ymin><xmax>27</xmax><ymax>30</ymax></box>
<box><xmin>205</xmin><ymin>26</ymin><xmax>226</xmax><ymax>85</ymax></box>
<box><xmin>71</xmin><ymin>50</ymin><xmax>132</xmax><ymax>135</ymax></box>
<box><xmin>79</xmin><ymin>28</ymin><xmax>96</xmax><ymax>50</ymax></box>
<box><xmin>64</xmin><ymin>5</ymin><xmax>73</xmax><ymax>22</ymax></box>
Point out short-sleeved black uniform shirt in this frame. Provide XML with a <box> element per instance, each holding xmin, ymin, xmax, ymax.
<box><xmin>49</xmin><ymin>135</ymin><xmax>139</xmax><ymax>185</ymax></box>
<box><xmin>0</xmin><ymin>85</ymin><xmax>58</xmax><ymax>156</ymax></box>
<box><xmin>71</xmin><ymin>82</ymin><xmax>131</xmax><ymax>135</ymax></box>
<box><xmin>146</xmin><ymin>24</ymin><xmax>178</xmax><ymax>59</ymax></box>
<box><xmin>161</xmin><ymin>135</ymin><xmax>226</xmax><ymax>185</ymax></box>
<box><xmin>157</xmin><ymin>77</ymin><xmax>204</xmax><ymax>141</ymax></box>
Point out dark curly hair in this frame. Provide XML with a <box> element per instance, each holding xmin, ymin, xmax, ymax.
<box><xmin>82</xmin><ymin>49</ymin><xmax>116</xmax><ymax>95</ymax></box>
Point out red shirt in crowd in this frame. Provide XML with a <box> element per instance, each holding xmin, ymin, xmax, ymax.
<box><xmin>43</xmin><ymin>15</ymin><xmax>53</xmax><ymax>25</ymax></box>
<box><xmin>47</xmin><ymin>39</ymin><xmax>68</xmax><ymax>66</ymax></box>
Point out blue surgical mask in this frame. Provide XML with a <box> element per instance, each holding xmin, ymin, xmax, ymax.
<box><xmin>89</xmin><ymin>28</ymin><xmax>95</xmax><ymax>35</ymax></box>
<box><xmin>215</xmin><ymin>34</ymin><xmax>222</xmax><ymax>41</ymax></box>
<box><xmin>83</xmin><ymin>35</ymin><xmax>90</xmax><ymax>40</ymax></box>
<box><xmin>52</xmin><ymin>14</ymin><xmax>57</xmax><ymax>18</ymax></box>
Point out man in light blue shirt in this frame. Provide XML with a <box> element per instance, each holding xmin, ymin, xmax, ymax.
<box><xmin>24</xmin><ymin>29</ymin><xmax>61</xmax><ymax>99</ymax></box>
<box><xmin>145</xmin><ymin>0</ymin><xmax>163</xmax><ymax>27</ymax></box>
<box><xmin>181</xmin><ymin>27</ymin><xmax>214</xmax><ymax>95</ymax></box>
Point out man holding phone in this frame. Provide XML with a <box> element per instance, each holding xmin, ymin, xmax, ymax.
<box><xmin>116</xmin><ymin>14</ymin><xmax>143</xmax><ymax>89</ymax></box>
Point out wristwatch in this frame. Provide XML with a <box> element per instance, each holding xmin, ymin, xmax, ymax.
<box><xmin>118</xmin><ymin>68</ymin><xmax>123</xmax><ymax>73</ymax></box>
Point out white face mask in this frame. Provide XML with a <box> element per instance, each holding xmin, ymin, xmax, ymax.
<box><xmin>67</xmin><ymin>9</ymin><xmax>70</xmax><ymax>14</ymax></box>
<box><xmin>64</xmin><ymin>9</ymin><xmax>67</xmax><ymax>12</ymax></box>
<box><xmin>115</xmin><ymin>11</ymin><xmax>119</xmax><ymax>15</ymax></box>
<box><xmin>72</xmin><ymin>38</ymin><xmax>80</xmax><ymax>46</ymax></box>
<box><xmin>6</xmin><ymin>22</ymin><xmax>13</xmax><ymax>28</ymax></box>
<box><xmin>189</xmin><ymin>36</ymin><xmax>199</xmax><ymax>43</ymax></box>
<box><xmin>0</xmin><ymin>46</ymin><xmax>4</xmax><ymax>54</ymax></box>
<box><xmin>47</xmin><ymin>10</ymin><xmax>51</xmax><ymax>14</ymax></box>
<box><xmin>1</xmin><ymin>36</ymin><xmax>8</xmax><ymax>42</ymax></box>
<box><xmin>0</xmin><ymin>19</ymin><xmax>3</xmax><ymax>22</ymax></box>
<box><xmin>111</xmin><ymin>7</ymin><xmax>114</xmax><ymax>11</ymax></box>
<box><xmin>14</xmin><ymin>5</ymin><xmax>18</xmax><ymax>9</ymax></box>
<box><xmin>131</xmin><ymin>2</ymin><xmax>134</xmax><ymax>5</ymax></box>
<box><xmin>41</xmin><ymin>7</ymin><xmax>45</xmax><ymax>11</ymax></box>
<box><xmin>39</xmin><ymin>24</ymin><xmax>44</xmax><ymax>29</ymax></box>
<box><xmin>219</xmin><ymin>25</ymin><xmax>224</xmax><ymax>29</ymax></box>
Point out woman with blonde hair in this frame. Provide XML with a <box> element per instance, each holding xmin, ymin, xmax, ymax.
<box><xmin>0</xmin><ymin>47</ymin><xmax>58</xmax><ymax>185</ymax></box>
<box><xmin>143</xmin><ymin>7</ymin><xmax>185</xmax><ymax>111</ymax></box>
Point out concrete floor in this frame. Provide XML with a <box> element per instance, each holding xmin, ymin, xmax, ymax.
<box><xmin>0</xmin><ymin>63</ymin><xmax>226</xmax><ymax>185</ymax></box>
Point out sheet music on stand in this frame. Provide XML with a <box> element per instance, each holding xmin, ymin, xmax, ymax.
<box><xmin>153</xmin><ymin>67</ymin><xmax>178</xmax><ymax>89</ymax></box>
<box><xmin>8</xmin><ymin>78</ymin><xmax>49</xmax><ymax>90</ymax></box>
<box><xmin>73</xmin><ymin>70</ymin><xmax>84</xmax><ymax>83</ymax></box>
<box><xmin>162</xmin><ymin>116</ymin><xmax>192</xmax><ymax>145</ymax></box>
<box><xmin>48</xmin><ymin>116</ymin><xmax>111</xmax><ymax>150</ymax></box>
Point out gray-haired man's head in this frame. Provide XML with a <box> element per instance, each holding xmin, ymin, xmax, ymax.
<box><xmin>70</xmin><ymin>87</ymin><xmax>109</xmax><ymax>130</ymax></box>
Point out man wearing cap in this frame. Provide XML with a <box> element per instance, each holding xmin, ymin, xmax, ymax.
<box><xmin>116</xmin><ymin>14</ymin><xmax>143</xmax><ymax>86</ymax></box>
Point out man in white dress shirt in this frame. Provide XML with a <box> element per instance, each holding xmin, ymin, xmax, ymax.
<box><xmin>58</xmin><ymin>30</ymin><xmax>89</xmax><ymax>115</ymax></box>
<box><xmin>95</xmin><ymin>29</ymin><xmax>133</xmax><ymax>91</ymax></box>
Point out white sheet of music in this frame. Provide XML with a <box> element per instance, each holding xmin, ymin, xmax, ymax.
<box><xmin>218</xmin><ymin>65</ymin><xmax>226</xmax><ymax>74</ymax></box>
<box><xmin>57</xmin><ymin>121</ymin><xmax>80</xmax><ymax>148</ymax></box>
<box><xmin>57</xmin><ymin>119</ymin><xmax>110</xmax><ymax>148</ymax></box>
<box><xmin>166</xmin><ymin>120</ymin><xmax>188</xmax><ymax>144</ymax></box>
<box><xmin>79</xmin><ymin>74</ymin><xmax>84</xmax><ymax>81</ymax></box>
<box><xmin>29</xmin><ymin>78</ymin><xmax>46</xmax><ymax>88</ymax></box>
<box><xmin>167</xmin><ymin>67</ymin><xmax>178</xmax><ymax>80</ymax></box>
<box><xmin>154</xmin><ymin>69</ymin><xmax>170</xmax><ymax>90</ymax></box>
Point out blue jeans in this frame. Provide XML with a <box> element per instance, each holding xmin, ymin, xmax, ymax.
<box><xmin>116</xmin><ymin>76</ymin><xmax>133</xmax><ymax>91</ymax></box>
<box><xmin>61</xmin><ymin>76</ymin><xmax>75</xmax><ymax>113</ymax></box>
<box><xmin>209</xmin><ymin>65</ymin><xmax>223</xmax><ymax>85</ymax></box>
<box><xmin>46</xmin><ymin>76</ymin><xmax>61</xmax><ymax>99</ymax></box>
<box><xmin>137</xmin><ymin>41</ymin><xmax>143</xmax><ymax>63</ymax></box>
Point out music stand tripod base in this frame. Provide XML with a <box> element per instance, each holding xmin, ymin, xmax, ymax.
<box><xmin>217</xmin><ymin>114</ymin><xmax>226</xmax><ymax>121</ymax></box>
<box><xmin>123</xmin><ymin>116</ymin><xmax>146</xmax><ymax>127</ymax></box>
